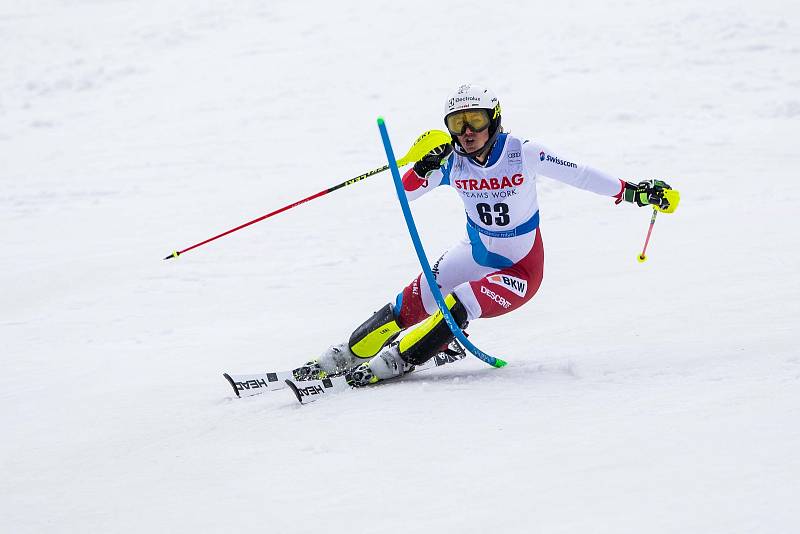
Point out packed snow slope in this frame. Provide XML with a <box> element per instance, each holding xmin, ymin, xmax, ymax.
<box><xmin>2</xmin><ymin>1</ymin><xmax>799</xmax><ymax>532</ymax></box>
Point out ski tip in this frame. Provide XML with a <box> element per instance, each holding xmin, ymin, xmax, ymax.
<box><xmin>376</xmin><ymin>116</ymin><xmax>385</xmax><ymax>126</ymax></box>
<box><xmin>223</xmin><ymin>373</ymin><xmax>240</xmax><ymax>398</ymax></box>
<box><xmin>284</xmin><ymin>379</ymin><xmax>303</xmax><ymax>404</ymax></box>
<box><xmin>493</xmin><ymin>358</ymin><xmax>508</xmax><ymax>368</ymax></box>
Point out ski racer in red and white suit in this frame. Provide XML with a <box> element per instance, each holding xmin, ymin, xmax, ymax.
<box><xmin>299</xmin><ymin>84</ymin><xmax>675</xmax><ymax>386</ymax></box>
<box><xmin>396</xmin><ymin>132</ymin><xmax>621</xmax><ymax>324</ymax></box>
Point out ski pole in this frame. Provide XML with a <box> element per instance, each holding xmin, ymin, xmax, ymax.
<box><xmin>163</xmin><ymin>129</ymin><xmax>452</xmax><ymax>260</ymax></box>
<box><xmin>637</xmin><ymin>208</ymin><xmax>658</xmax><ymax>263</ymax></box>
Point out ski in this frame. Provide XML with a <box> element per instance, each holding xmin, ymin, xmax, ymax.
<box><xmin>224</xmin><ymin>342</ymin><xmax>468</xmax><ymax>400</ymax></box>
<box><xmin>223</xmin><ymin>370</ymin><xmax>295</xmax><ymax>397</ymax></box>
<box><xmin>224</xmin><ymin>359</ymin><xmax>339</xmax><ymax>397</ymax></box>
<box><xmin>284</xmin><ymin>347</ymin><xmax>467</xmax><ymax>405</ymax></box>
<box><xmin>284</xmin><ymin>375</ymin><xmax>351</xmax><ymax>403</ymax></box>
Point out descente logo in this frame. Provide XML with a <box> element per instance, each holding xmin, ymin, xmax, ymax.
<box><xmin>480</xmin><ymin>285</ymin><xmax>512</xmax><ymax>309</ymax></box>
<box><xmin>540</xmin><ymin>151</ymin><xmax>578</xmax><ymax>168</ymax></box>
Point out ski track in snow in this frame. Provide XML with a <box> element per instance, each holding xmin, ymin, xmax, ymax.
<box><xmin>2</xmin><ymin>1</ymin><xmax>799</xmax><ymax>532</ymax></box>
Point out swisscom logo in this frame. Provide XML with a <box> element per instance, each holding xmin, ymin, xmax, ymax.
<box><xmin>539</xmin><ymin>151</ymin><xmax>578</xmax><ymax>168</ymax></box>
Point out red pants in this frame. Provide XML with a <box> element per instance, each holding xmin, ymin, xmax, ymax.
<box><xmin>397</xmin><ymin>228</ymin><xmax>544</xmax><ymax>326</ymax></box>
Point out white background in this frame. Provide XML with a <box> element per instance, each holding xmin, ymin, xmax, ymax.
<box><xmin>2</xmin><ymin>1</ymin><xmax>798</xmax><ymax>532</ymax></box>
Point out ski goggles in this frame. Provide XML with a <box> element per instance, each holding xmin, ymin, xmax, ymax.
<box><xmin>445</xmin><ymin>109</ymin><xmax>491</xmax><ymax>136</ymax></box>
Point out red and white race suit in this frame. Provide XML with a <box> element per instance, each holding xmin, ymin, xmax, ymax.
<box><xmin>395</xmin><ymin>132</ymin><xmax>623</xmax><ymax>325</ymax></box>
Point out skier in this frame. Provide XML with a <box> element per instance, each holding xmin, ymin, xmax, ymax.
<box><xmin>296</xmin><ymin>83</ymin><xmax>675</xmax><ymax>386</ymax></box>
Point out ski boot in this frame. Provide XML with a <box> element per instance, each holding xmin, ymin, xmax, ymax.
<box><xmin>293</xmin><ymin>303</ymin><xmax>404</xmax><ymax>381</ymax></box>
<box><xmin>346</xmin><ymin>342</ymin><xmax>412</xmax><ymax>387</ymax></box>
<box><xmin>346</xmin><ymin>293</ymin><xmax>469</xmax><ymax>387</ymax></box>
<box><xmin>291</xmin><ymin>343</ymin><xmax>352</xmax><ymax>381</ymax></box>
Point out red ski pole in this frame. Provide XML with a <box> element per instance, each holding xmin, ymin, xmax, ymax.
<box><xmin>163</xmin><ymin>166</ymin><xmax>386</xmax><ymax>260</ymax></box>
<box><xmin>163</xmin><ymin>129</ymin><xmax>452</xmax><ymax>260</ymax></box>
<box><xmin>637</xmin><ymin>208</ymin><xmax>658</xmax><ymax>263</ymax></box>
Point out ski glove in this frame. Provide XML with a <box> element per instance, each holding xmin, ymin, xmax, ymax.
<box><xmin>616</xmin><ymin>179</ymin><xmax>674</xmax><ymax>211</ymax></box>
<box><xmin>413</xmin><ymin>143</ymin><xmax>453</xmax><ymax>178</ymax></box>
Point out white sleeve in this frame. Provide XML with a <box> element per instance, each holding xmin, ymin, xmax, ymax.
<box><xmin>523</xmin><ymin>140</ymin><xmax>623</xmax><ymax>197</ymax></box>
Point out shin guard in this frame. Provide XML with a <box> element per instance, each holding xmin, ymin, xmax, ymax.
<box><xmin>348</xmin><ymin>303</ymin><xmax>403</xmax><ymax>360</ymax></box>
<box><xmin>398</xmin><ymin>294</ymin><xmax>468</xmax><ymax>366</ymax></box>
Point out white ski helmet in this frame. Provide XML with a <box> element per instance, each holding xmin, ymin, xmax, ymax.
<box><xmin>443</xmin><ymin>84</ymin><xmax>502</xmax><ymax>156</ymax></box>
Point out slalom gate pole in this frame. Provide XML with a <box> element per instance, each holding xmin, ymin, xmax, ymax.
<box><xmin>377</xmin><ymin>117</ymin><xmax>507</xmax><ymax>368</ymax></box>
<box><xmin>164</xmin><ymin>129</ymin><xmax>452</xmax><ymax>260</ymax></box>
<box><xmin>637</xmin><ymin>208</ymin><xmax>658</xmax><ymax>263</ymax></box>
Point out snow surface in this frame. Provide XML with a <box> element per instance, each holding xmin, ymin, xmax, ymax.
<box><xmin>2</xmin><ymin>0</ymin><xmax>799</xmax><ymax>532</ymax></box>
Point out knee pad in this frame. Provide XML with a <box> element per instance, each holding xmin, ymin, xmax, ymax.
<box><xmin>398</xmin><ymin>293</ymin><xmax>468</xmax><ymax>366</ymax></box>
<box><xmin>348</xmin><ymin>303</ymin><xmax>403</xmax><ymax>359</ymax></box>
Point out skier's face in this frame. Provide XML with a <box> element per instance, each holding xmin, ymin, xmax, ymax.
<box><xmin>457</xmin><ymin>126</ymin><xmax>490</xmax><ymax>154</ymax></box>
